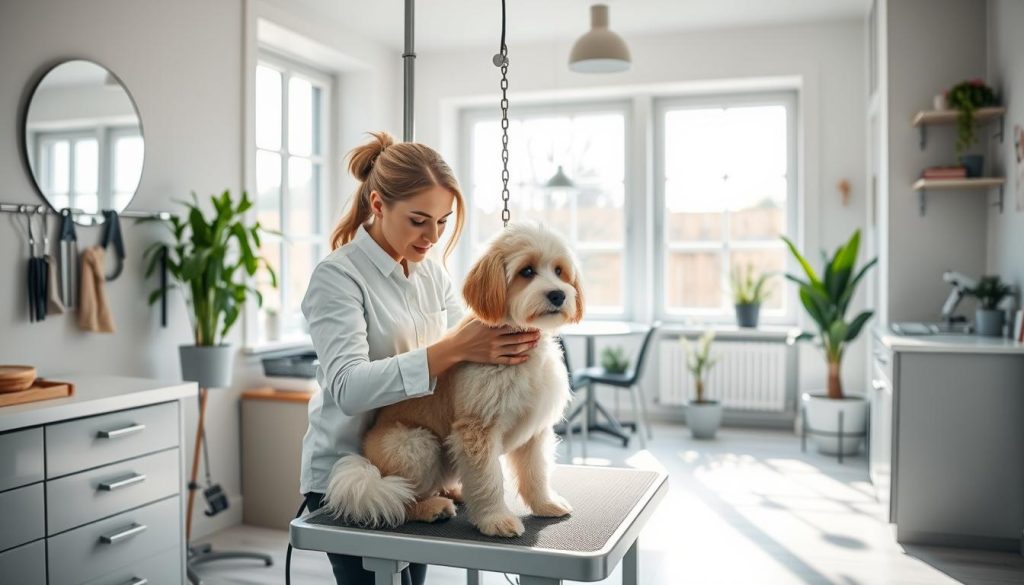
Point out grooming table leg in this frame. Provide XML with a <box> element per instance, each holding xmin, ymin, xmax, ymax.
<box><xmin>467</xmin><ymin>568</ymin><xmax>481</xmax><ymax>585</ymax></box>
<box><xmin>520</xmin><ymin>576</ymin><xmax>562</xmax><ymax>585</ymax></box>
<box><xmin>623</xmin><ymin>537</ymin><xmax>639</xmax><ymax>585</ymax></box>
<box><xmin>362</xmin><ymin>558</ymin><xmax>408</xmax><ymax>585</ymax></box>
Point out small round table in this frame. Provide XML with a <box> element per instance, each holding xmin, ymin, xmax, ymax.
<box><xmin>559</xmin><ymin>321</ymin><xmax>651</xmax><ymax>447</ymax></box>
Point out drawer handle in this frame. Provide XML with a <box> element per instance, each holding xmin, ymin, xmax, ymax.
<box><xmin>99</xmin><ymin>472</ymin><xmax>147</xmax><ymax>491</ymax></box>
<box><xmin>121</xmin><ymin>579</ymin><xmax>148</xmax><ymax>585</ymax></box>
<box><xmin>98</xmin><ymin>423</ymin><xmax>146</xmax><ymax>439</ymax></box>
<box><xmin>100</xmin><ymin>523</ymin><xmax>147</xmax><ymax>544</ymax></box>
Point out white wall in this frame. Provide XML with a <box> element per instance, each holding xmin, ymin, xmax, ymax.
<box><xmin>986</xmin><ymin>0</ymin><xmax>1024</xmax><ymax>288</ymax></box>
<box><xmin>414</xmin><ymin>19</ymin><xmax>869</xmax><ymax>418</ymax></box>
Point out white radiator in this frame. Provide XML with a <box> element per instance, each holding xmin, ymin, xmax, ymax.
<box><xmin>658</xmin><ymin>338</ymin><xmax>788</xmax><ymax>411</ymax></box>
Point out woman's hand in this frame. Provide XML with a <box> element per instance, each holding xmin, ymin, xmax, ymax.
<box><xmin>451</xmin><ymin>319</ymin><xmax>541</xmax><ymax>366</ymax></box>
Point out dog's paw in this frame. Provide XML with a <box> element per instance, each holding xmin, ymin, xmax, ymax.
<box><xmin>410</xmin><ymin>496</ymin><xmax>457</xmax><ymax>523</ymax></box>
<box><xmin>530</xmin><ymin>493</ymin><xmax>573</xmax><ymax>517</ymax></box>
<box><xmin>441</xmin><ymin>484</ymin><xmax>464</xmax><ymax>504</ymax></box>
<box><xmin>476</xmin><ymin>513</ymin><xmax>525</xmax><ymax>537</ymax></box>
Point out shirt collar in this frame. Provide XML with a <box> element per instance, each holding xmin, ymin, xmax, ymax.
<box><xmin>354</xmin><ymin>223</ymin><xmax>420</xmax><ymax>278</ymax></box>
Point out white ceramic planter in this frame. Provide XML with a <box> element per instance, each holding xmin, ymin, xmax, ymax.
<box><xmin>685</xmin><ymin>401</ymin><xmax>723</xmax><ymax>439</ymax></box>
<box><xmin>179</xmin><ymin>344</ymin><xmax>235</xmax><ymax>388</ymax></box>
<box><xmin>802</xmin><ymin>393</ymin><xmax>868</xmax><ymax>455</ymax></box>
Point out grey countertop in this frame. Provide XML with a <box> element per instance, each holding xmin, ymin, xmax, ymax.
<box><xmin>0</xmin><ymin>375</ymin><xmax>197</xmax><ymax>432</ymax></box>
<box><xmin>878</xmin><ymin>327</ymin><xmax>1024</xmax><ymax>355</ymax></box>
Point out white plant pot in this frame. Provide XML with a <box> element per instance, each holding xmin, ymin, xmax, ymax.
<box><xmin>685</xmin><ymin>401</ymin><xmax>723</xmax><ymax>439</ymax></box>
<box><xmin>179</xmin><ymin>344</ymin><xmax>235</xmax><ymax>389</ymax></box>
<box><xmin>802</xmin><ymin>393</ymin><xmax>868</xmax><ymax>455</ymax></box>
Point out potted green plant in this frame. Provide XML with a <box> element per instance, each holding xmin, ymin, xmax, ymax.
<box><xmin>144</xmin><ymin>190</ymin><xmax>276</xmax><ymax>388</ymax></box>
<box><xmin>946</xmin><ymin>78</ymin><xmax>998</xmax><ymax>177</ymax></box>
<box><xmin>782</xmin><ymin>230</ymin><xmax>877</xmax><ymax>455</ymax></box>
<box><xmin>968</xmin><ymin>275</ymin><xmax>1011</xmax><ymax>337</ymax></box>
<box><xmin>681</xmin><ymin>330</ymin><xmax>721</xmax><ymax>439</ymax></box>
<box><xmin>730</xmin><ymin>263</ymin><xmax>773</xmax><ymax>328</ymax></box>
<box><xmin>600</xmin><ymin>346</ymin><xmax>630</xmax><ymax>374</ymax></box>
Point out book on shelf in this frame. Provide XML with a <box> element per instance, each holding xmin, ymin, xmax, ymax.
<box><xmin>921</xmin><ymin>166</ymin><xmax>967</xmax><ymax>179</ymax></box>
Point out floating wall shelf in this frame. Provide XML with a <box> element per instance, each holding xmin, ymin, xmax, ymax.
<box><xmin>911</xmin><ymin>106</ymin><xmax>1006</xmax><ymax>149</ymax></box>
<box><xmin>912</xmin><ymin>177</ymin><xmax>1006</xmax><ymax>216</ymax></box>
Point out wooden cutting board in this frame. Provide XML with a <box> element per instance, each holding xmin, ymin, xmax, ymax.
<box><xmin>0</xmin><ymin>379</ymin><xmax>74</xmax><ymax>408</ymax></box>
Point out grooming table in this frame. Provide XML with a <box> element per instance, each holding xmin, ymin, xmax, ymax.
<box><xmin>290</xmin><ymin>465</ymin><xmax>667</xmax><ymax>585</ymax></box>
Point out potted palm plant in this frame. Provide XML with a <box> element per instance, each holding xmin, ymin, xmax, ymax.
<box><xmin>782</xmin><ymin>230</ymin><xmax>877</xmax><ymax>455</ymax></box>
<box><xmin>144</xmin><ymin>190</ymin><xmax>276</xmax><ymax>388</ymax></box>
<box><xmin>681</xmin><ymin>330</ymin><xmax>721</xmax><ymax>439</ymax></box>
<box><xmin>730</xmin><ymin>263</ymin><xmax>773</xmax><ymax>328</ymax></box>
<box><xmin>968</xmin><ymin>275</ymin><xmax>1011</xmax><ymax>337</ymax></box>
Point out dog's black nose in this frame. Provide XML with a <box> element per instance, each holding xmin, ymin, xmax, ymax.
<box><xmin>546</xmin><ymin>290</ymin><xmax>566</xmax><ymax>307</ymax></box>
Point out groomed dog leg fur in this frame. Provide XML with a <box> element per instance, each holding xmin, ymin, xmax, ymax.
<box><xmin>508</xmin><ymin>429</ymin><xmax>572</xmax><ymax>518</ymax></box>
<box><xmin>448</xmin><ymin>418</ymin><xmax>525</xmax><ymax>537</ymax></box>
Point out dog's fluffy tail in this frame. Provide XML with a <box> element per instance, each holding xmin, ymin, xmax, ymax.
<box><xmin>323</xmin><ymin>455</ymin><xmax>415</xmax><ymax>528</ymax></box>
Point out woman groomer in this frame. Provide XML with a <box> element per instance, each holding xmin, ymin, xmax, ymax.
<box><xmin>300</xmin><ymin>131</ymin><xmax>539</xmax><ymax>585</ymax></box>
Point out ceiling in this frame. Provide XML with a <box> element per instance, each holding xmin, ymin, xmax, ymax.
<box><xmin>285</xmin><ymin>0</ymin><xmax>871</xmax><ymax>51</ymax></box>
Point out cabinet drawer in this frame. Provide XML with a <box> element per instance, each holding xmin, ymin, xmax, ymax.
<box><xmin>0</xmin><ymin>427</ymin><xmax>44</xmax><ymax>491</ymax></box>
<box><xmin>0</xmin><ymin>483</ymin><xmax>44</xmax><ymax>551</ymax></box>
<box><xmin>46</xmin><ymin>402</ymin><xmax>179</xmax><ymax>478</ymax></box>
<box><xmin>47</xmin><ymin>449</ymin><xmax>180</xmax><ymax>535</ymax></box>
<box><xmin>47</xmin><ymin>495</ymin><xmax>181</xmax><ymax>585</ymax></box>
<box><xmin>82</xmin><ymin>546</ymin><xmax>183</xmax><ymax>585</ymax></box>
<box><xmin>0</xmin><ymin>540</ymin><xmax>46</xmax><ymax>585</ymax></box>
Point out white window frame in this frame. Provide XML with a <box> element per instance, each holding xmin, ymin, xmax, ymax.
<box><xmin>653</xmin><ymin>91</ymin><xmax>799</xmax><ymax>325</ymax></box>
<box><xmin>245</xmin><ymin>50</ymin><xmax>332</xmax><ymax>350</ymax></box>
<box><xmin>457</xmin><ymin>100</ymin><xmax>636</xmax><ymax>320</ymax></box>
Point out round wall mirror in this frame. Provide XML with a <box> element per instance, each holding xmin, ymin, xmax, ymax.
<box><xmin>24</xmin><ymin>59</ymin><xmax>145</xmax><ymax>225</ymax></box>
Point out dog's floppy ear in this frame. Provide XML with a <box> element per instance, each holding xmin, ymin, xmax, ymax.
<box><xmin>463</xmin><ymin>250</ymin><xmax>507</xmax><ymax>325</ymax></box>
<box><xmin>570</xmin><ymin>269</ymin><xmax>586</xmax><ymax>323</ymax></box>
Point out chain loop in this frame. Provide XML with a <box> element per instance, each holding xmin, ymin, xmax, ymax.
<box><xmin>495</xmin><ymin>0</ymin><xmax>511</xmax><ymax>228</ymax></box>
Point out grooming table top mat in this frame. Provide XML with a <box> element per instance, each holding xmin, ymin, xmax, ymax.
<box><xmin>291</xmin><ymin>465</ymin><xmax>668</xmax><ymax>581</ymax></box>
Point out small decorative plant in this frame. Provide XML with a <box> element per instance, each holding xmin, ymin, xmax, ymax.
<box><xmin>731</xmin><ymin>264</ymin><xmax>773</xmax><ymax>305</ymax></box>
<box><xmin>143</xmin><ymin>190</ymin><xmax>276</xmax><ymax>346</ymax></box>
<box><xmin>600</xmin><ymin>346</ymin><xmax>630</xmax><ymax>374</ymax></box>
<box><xmin>968</xmin><ymin>275</ymin><xmax>1011</xmax><ymax>310</ymax></box>
<box><xmin>782</xmin><ymin>230</ymin><xmax>877</xmax><ymax>400</ymax></box>
<box><xmin>946</xmin><ymin>79</ymin><xmax>998</xmax><ymax>154</ymax></box>
<box><xmin>681</xmin><ymin>330</ymin><xmax>717</xmax><ymax>403</ymax></box>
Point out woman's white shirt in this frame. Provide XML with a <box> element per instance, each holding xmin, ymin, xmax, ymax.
<box><xmin>299</xmin><ymin>224</ymin><xmax>464</xmax><ymax>495</ymax></box>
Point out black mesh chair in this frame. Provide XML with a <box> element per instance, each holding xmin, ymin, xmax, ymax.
<box><xmin>576</xmin><ymin>322</ymin><xmax>661</xmax><ymax>449</ymax></box>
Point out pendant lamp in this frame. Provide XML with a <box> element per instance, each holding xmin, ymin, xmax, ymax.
<box><xmin>569</xmin><ymin>4</ymin><xmax>631</xmax><ymax>73</ymax></box>
<box><xmin>545</xmin><ymin>165</ymin><xmax>575</xmax><ymax>188</ymax></box>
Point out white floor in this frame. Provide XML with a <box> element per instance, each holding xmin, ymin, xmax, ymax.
<box><xmin>194</xmin><ymin>423</ymin><xmax>1024</xmax><ymax>584</ymax></box>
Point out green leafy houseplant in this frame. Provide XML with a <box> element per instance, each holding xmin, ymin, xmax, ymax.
<box><xmin>782</xmin><ymin>230</ymin><xmax>877</xmax><ymax>400</ymax></box>
<box><xmin>600</xmin><ymin>346</ymin><xmax>630</xmax><ymax>374</ymax></box>
<box><xmin>143</xmin><ymin>190</ymin><xmax>276</xmax><ymax>346</ymax></box>
<box><xmin>968</xmin><ymin>275</ymin><xmax>1011</xmax><ymax>310</ymax></box>
<box><xmin>946</xmin><ymin>79</ymin><xmax>998</xmax><ymax>154</ymax></box>
<box><xmin>730</xmin><ymin>263</ymin><xmax>773</xmax><ymax>304</ymax></box>
<box><xmin>681</xmin><ymin>330</ymin><xmax>718</xmax><ymax>403</ymax></box>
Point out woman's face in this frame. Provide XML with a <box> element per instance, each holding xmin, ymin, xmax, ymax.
<box><xmin>371</xmin><ymin>185</ymin><xmax>455</xmax><ymax>263</ymax></box>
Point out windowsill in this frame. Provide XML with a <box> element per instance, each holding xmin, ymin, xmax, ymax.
<box><xmin>660</xmin><ymin>323</ymin><xmax>800</xmax><ymax>342</ymax></box>
<box><xmin>243</xmin><ymin>336</ymin><xmax>314</xmax><ymax>356</ymax></box>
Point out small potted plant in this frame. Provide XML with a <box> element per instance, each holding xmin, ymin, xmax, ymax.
<box><xmin>144</xmin><ymin>190</ymin><xmax>276</xmax><ymax>388</ymax></box>
<box><xmin>600</xmin><ymin>346</ymin><xmax>630</xmax><ymax>374</ymax></box>
<box><xmin>946</xmin><ymin>78</ymin><xmax>998</xmax><ymax>177</ymax></box>
<box><xmin>783</xmin><ymin>230</ymin><xmax>876</xmax><ymax>455</ymax></box>
<box><xmin>681</xmin><ymin>330</ymin><xmax>721</xmax><ymax>439</ymax></box>
<box><xmin>730</xmin><ymin>263</ymin><xmax>772</xmax><ymax>328</ymax></box>
<box><xmin>968</xmin><ymin>275</ymin><xmax>1012</xmax><ymax>337</ymax></box>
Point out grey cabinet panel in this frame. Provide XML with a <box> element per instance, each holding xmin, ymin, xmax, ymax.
<box><xmin>46</xmin><ymin>402</ymin><xmax>179</xmax><ymax>478</ymax></box>
<box><xmin>0</xmin><ymin>540</ymin><xmax>46</xmax><ymax>585</ymax></box>
<box><xmin>82</xmin><ymin>546</ymin><xmax>183</xmax><ymax>585</ymax></box>
<box><xmin>47</xmin><ymin>448</ymin><xmax>180</xmax><ymax>535</ymax></box>
<box><xmin>0</xmin><ymin>427</ymin><xmax>44</xmax><ymax>491</ymax></box>
<box><xmin>47</xmin><ymin>496</ymin><xmax>181</xmax><ymax>585</ymax></box>
<box><xmin>0</xmin><ymin>483</ymin><xmax>44</xmax><ymax>552</ymax></box>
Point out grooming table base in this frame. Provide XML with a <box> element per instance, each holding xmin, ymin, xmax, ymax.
<box><xmin>290</xmin><ymin>465</ymin><xmax>667</xmax><ymax>584</ymax></box>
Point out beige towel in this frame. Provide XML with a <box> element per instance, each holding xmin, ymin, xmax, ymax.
<box><xmin>78</xmin><ymin>246</ymin><xmax>115</xmax><ymax>333</ymax></box>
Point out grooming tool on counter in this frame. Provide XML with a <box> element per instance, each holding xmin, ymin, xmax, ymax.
<box><xmin>100</xmin><ymin>209</ymin><xmax>125</xmax><ymax>281</ymax></box>
<box><xmin>892</xmin><ymin>270</ymin><xmax>977</xmax><ymax>336</ymax></box>
<box><xmin>0</xmin><ymin>365</ymin><xmax>37</xmax><ymax>393</ymax></box>
<box><xmin>59</xmin><ymin>208</ymin><xmax>78</xmax><ymax>308</ymax></box>
<box><xmin>42</xmin><ymin>211</ymin><xmax>64</xmax><ymax>315</ymax></box>
<box><xmin>24</xmin><ymin>208</ymin><xmax>46</xmax><ymax>322</ymax></box>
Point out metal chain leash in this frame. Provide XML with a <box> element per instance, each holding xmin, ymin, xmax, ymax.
<box><xmin>494</xmin><ymin>0</ymin><xmax>511</xmax><ymax>227</ymax></box>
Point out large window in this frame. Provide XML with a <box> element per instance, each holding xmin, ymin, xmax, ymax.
<box><xmin>254</xmin><ymin>53</ymin><xmax>330</xmax><ymax>344</ymax></box>
<box><xmin>656</xmin><ymin>93</ymin><xmax>797</xmax><ymax>322</ymax></box>
<box><xmin>461</xmin><ymin>103</ymin><xmax>629</xmax><ymax>315</ymax></box>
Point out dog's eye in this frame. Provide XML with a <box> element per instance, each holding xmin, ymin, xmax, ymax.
<box><xmin>519</xmin><ymin>266</ymin><xmax>535</xmax><ymax>278</ymax></box>
<box><xmin>555</xmin><ymin>266</ymin><xmax>562</xmax><ymax>276</ymax></box>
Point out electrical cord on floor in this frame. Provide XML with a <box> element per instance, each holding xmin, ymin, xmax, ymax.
<box><xmin>285</xmin><ymin>498</ymin><xmax>308</xmax><ymax>585</ymax></box>
<box><xmin>503</xmin><ymin>573</ymin><xmax>520</xmax><ymax>585</ymax></box>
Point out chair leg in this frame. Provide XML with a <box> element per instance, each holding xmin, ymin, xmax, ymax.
<box><xmin>628</xmin><ymin>385</ymin><xmax>646</xmax><ymax>449</ymax></box>
<box><xmin>635</xmin><ymin>383</ymin><xmax>654</xmax><ymax>441</ymax></box>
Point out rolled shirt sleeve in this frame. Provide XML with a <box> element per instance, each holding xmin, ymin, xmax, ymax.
<box><xmin>302</xmin><ymin>262</ymin><xmax>433</xmax><ymax>417</ymax></box>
